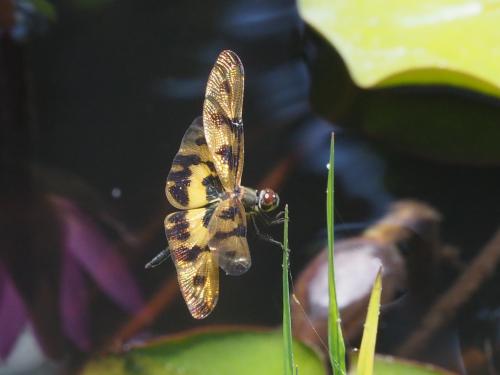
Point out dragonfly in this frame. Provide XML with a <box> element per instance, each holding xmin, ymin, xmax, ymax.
<box><xmin>145</xmin><ymin>50</ymin><xmax>283</xmax><ymax>319</ymax></box>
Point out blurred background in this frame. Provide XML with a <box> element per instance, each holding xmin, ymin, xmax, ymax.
<box><xmin>1</xmin><ymin>0</ymin><xmax>499</xmax><ymax>374</ymax></box>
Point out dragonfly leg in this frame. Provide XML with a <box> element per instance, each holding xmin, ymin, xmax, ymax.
<box><xmin>251</xmin><ymin>215</ymin><xmax>283</xmax><ymax>248</ymax></box>
<box><xmin>260</xmin><ymin>211</ymin><xmax>286</xmax><ymax>226</ymax></box>
<box><xmin>145</xmin><ymin>248</ymin><xmax>170</xmax><ymax>269</ymax></box>
<box><xmin>274</xmin><ymin>210</ymin><xmax>285</xmax><ymax>220</ymax></box>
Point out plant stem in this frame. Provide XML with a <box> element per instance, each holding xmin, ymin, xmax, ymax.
<box><xmin>282</xmin><ymin>204</ymin><xmax>295</xmax><ymax>375</ymax></box>
<box><xmin>398</xmin><ymin>228</ymin><xmax>500</xmax><ymax>356</ymax></box>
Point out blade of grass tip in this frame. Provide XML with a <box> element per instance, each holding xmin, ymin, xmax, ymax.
<box><xmin>356</xmin><ymin>269</ymin><xmax>383</xmax><ymax>375</ymax></box>
<box><xmin>327</xmin><ymin>133</ymin><xmax>347</xmax><ymax>374</ymax></box>
<box><xmin>282</xmin><ymin>204</ymin><xmax>295</xmax><ymax>375</ymax></box>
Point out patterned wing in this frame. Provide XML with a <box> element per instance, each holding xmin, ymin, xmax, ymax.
<box><xmin>203</xmin><ymin>50</ymin><xmax>245</xmax><ymax>192</ymax></box>
<box><xmin>208</xmin><ymin>197</ymin><xmax>251</xmax><ymax>276</ymax></box>
<box><xmin>166</xmin><ymin>116</ymin><xmax>224</xmax><ymax>210</ymax></box>
<box><xmin>165</xmin><ymin>206</ymin><xmax>218</xmax><ymax>319</ymax></box>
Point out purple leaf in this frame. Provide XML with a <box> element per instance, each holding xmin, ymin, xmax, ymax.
<box><xmin>60</xmin><ymin>251</ymin><xmax>91</xmax><ymax>351</ymax></box>
<box><xmin>51</xmin><ymin>195</ymin><xmax>143</xmax><ymax>314</ymax></box>
<box><xmin>0</xmin><ymin>262</ymin><xmax>28</xmax><ymax>359</ymax></box>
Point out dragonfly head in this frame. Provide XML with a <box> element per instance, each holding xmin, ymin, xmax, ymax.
<box><xmin>257</xmin><ymin>188</ymin><xmax>280</xmax><ymax>213</ymax></box>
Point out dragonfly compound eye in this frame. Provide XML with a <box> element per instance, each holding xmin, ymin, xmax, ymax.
<box><xmin>258</xmin><ymin>188</ymin><xmax>280</xmax><ymax>212</ymax></box>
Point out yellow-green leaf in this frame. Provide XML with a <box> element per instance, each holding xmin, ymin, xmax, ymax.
<box><xmin>350</xmin><ymin>354</ymin><xmax>456</xmax><ymax>375</ymax></box>
<box><xmin>82</xmin><ymin>330</ymin><xmax>326</xmax><ymax>375</ymax></box>
<box><xmin>299</xmin><ymin>0</ymin><xmax>500</xmax><ymax>98</ymax></box>
<box><xmin>356</xmin><ymin>269</ymin><xmax>382</xmax><ymax>375</ymax></box>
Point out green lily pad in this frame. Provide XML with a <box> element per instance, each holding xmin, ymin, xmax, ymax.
<box><xmin>350</xmin><ymin>353</ymin><xmax>456</xmax><ymax>375</ymax></box>
<box><xmin>299</xmin><ymin>0</ymin><xmax>500</xmax><ymax>97</ymax></box>
<box><xmin>355</xmin><ymin>89</ymin><xmax>500</xmax><ymax>164</ymax></box>
<box><xmin>33</xmin><ymin>0</ymin><xmax>57</xmax><ymax>21</ymax></box>
<box><xmin>70</xmin><ymin>0</ymin><xmax>115</xmax><ymax>11</ymax></box>
<box><xmin>82</xmin><ymin>329</ymin><xmax>326</xmax><ymax>375</ymax></box>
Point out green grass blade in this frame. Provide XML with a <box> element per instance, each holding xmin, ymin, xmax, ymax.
<box><xmin>356</xmin><ymin>269</ymin><xmax>383</xmax><ymax>375</ymax></box>
<box><xmin>282</xmin><ymin>204</ymin><xmax>295</xmax><ymax>375</ymax></box>
<box><xmin>327</xmin><ymin>133</ymin><xmax>347</xmax><ymax>374</ymax></box>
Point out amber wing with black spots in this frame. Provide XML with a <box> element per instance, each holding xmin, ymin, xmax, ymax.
<box><xmin>165</xmin><ymin>206</ymin><xmax>219</xmax><ymax>319</ymax></box>
<box><xmin>166</xmin><ymin>117</ymin><xmax>224</xmax><ymax>210</ymax></box>
<box><xmin>208</xmin><ymin>197</ymin><xmax>251</xmax><ymax>276</ymax></box>
<box><xmin>203</xmin><ymin>50</ymin><xmax>245</xmax><ymax>192</ymax></box>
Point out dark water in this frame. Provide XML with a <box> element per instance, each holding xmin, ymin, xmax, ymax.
<box><xmin>1</xmin><ymin>0</ymin><xmax>499</xmax><ymax>373</ymax></box>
